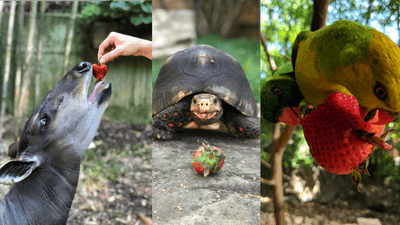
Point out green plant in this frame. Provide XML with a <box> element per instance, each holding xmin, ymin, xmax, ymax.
<box><xmin>80</xmin><ymin>1</ymin><xmax>152</xmax><ymax>26</ymax></box>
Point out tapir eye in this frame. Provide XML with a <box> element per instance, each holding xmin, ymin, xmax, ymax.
<box><xmin>273</xmin><ymin>87</ymin><xmax>282</xmax><ymax>96</ymax></box>
<box><xmin>374</xmin><ymin>82</ymin><xmax>387</xmax><ymax>100</ymax></box>
<box><xmin>39</xmin><ymin>117</ymin><xmax>49</xmax><ymax>130</ymax></box>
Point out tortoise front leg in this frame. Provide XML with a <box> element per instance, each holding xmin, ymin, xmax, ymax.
<box><xmin>226</xmin><ymin>110</ymin><xmax>260</xmax><ymax>138</ymax></box>
<box><xmin>152</xmin><ymin>99</ymin><xmax>191</xmax><ymax>140</ymax></box>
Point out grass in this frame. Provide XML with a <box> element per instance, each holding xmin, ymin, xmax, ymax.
<box><xmin>81</xmin><ymin>140</ymin><xmax>151</xmax><ymax>185</ymax></box>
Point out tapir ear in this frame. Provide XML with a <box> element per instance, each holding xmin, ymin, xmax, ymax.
<box><xmin>0</xmin><ymin>160</ymin><xmax>39</xmax><ymax>184</ymax></box>
<box><xmin>7</xmin><ymin>141</ymin><xmax>18</xmax><ymax>159</ymax></box>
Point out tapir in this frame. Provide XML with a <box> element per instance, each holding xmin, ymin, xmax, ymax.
<box><xmin>0</xmin><ymin>62</ymin><xmax>112</xmax><ymax>224</ymax></box>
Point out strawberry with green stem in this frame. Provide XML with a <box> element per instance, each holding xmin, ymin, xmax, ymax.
<box><xmin>192</xmin><ymin>141</ymin><xmax>226</xmax><ymax>177</ymax></box>
<box><xmin>300</xmin><ymin>92</ymin><xmax>394</xmax><ymax>192</ymax></box>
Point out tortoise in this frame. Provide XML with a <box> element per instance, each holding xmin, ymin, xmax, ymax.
<box><xmin>152</xmin><ymin>45</ymin><xmax>260</xmax><ymax>140</ymax></box>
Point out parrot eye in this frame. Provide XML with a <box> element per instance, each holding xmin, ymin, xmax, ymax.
<box><xmin>192</xmin><ymin>99</ymin><xmax>197</xmax><ymax>104</ymax></box>
<box><xmin>273</xmin><ymin>88</ymin><xmax>282</xmax><ymax>96</ymax></box>
<box><xmin>374</xmin><ymin>82</ymin><xmax>387</xmax><ymax>99</ymax></box>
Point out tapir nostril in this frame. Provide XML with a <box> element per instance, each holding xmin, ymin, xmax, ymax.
<box><xmin>77</xmin><ymin>62</ymin><xmax>91</xmax><ymax>73</ymax></box>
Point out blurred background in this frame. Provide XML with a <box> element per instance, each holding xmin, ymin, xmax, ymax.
<box><xmin>261</xmin><ymin>0</ymin><xmax>400</xmax><ymax>224</ymax></box>
<box><xmin>152</xmin><ymin>0</ymin><xmax>260</xmax><ymax>103</ymax></box>
<box><xmin>0</xmin><ymin>1</ymin><xmax>152</xmax><ymax>224</ymax></box>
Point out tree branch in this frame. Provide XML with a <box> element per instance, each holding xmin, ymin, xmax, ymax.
<box><xmin>260</xmin><ymin>32</ymin><xmax>277</xmax><ymax>71</ymax></box>
<box><xmin>261</xmin><ymin>177</ymin><xmax>276</xmax><ymax>186</ymax></box>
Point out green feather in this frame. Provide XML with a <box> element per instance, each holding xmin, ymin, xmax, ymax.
<box><xmin>261</xmin><ymin>67</ymin><xmax>304</xmax><ymax>123</ymax></box>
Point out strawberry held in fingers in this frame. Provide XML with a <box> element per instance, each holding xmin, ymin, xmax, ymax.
<box><xmin>300</xmin><ymin>92</ymin><xmax>392</xmax><ymax>175</ymax></box>
<box><xmin>192</xmin><ymin>141</ymin><xmax>226</xmax><ymax>177</ymax></box>
<box><xmin>93</xmin><ymin>64</ymin><xmax>108</xmax><ymax>80</ymax></box>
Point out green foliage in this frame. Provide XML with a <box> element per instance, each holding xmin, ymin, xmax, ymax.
<box><xmin>80</xmin><ymin>1</ymin><xmax>152</xmax><ymax>26</ymax></box>
<box><xmin>330</xmin><ymin>0</ymin><xmax>399</xmax><ymax>28</ymax></box>
<box><xmin>103</xmin><ymin>104</ymin><xmax>151</xmax><ymax>124</ymax></box>
<box><xmin>261</xmin><ymin>123</ymin><xmax>315</xmax><ymax>171</ymax></box>
<box><xmin>370</xmin><ymin>148</ymin><xmax>400</xmax><ymax>196</ymax></box>
<box><xmin>260</xmin><ymin>0</ymin><xmax>312</xmax><ymax>81</ymax></box>
<box><xmin>369</xmin><ymin>119</ymin><xmax>400</xmax><ymax>196</ymax></box>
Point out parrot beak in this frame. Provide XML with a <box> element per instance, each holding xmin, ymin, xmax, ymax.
<box><xmin>278</xmin><ymin>106</ymin><xmax>302</xmax><ymax>125</ymax></box>
<box><xmin>361</xmin><ymin>107</ymin><xmax>398</xmax><ymax>125</ymax></box>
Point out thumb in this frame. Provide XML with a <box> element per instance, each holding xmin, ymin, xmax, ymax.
<box><xmin>99</xmin><ymin>47</ymin><xmax>125</xmax><ymax>64</ymax></box>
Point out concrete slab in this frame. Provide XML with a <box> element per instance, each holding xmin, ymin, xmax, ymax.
<box><xmin>152</xmin><ymin>131</ymin><xmax>260</xmax><ymax>224</ymax></box>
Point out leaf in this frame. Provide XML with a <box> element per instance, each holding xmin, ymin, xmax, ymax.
<box><xmin>192</xmin><ymin>157</ymin><xmax>204</xmax><ymax>163</ymax></box>
<box><xmin>204</xmin><ymin>167</ymin><xmax>210</xmax><ymax>177</ymax></box>
<box><xmin>130</xmin><ymin>16</ymin><xmax>145</xmax><ymax>26</ymax></box>
<box><xmin>130</xmin><ymin>0</ymin><xmax>145</xmax><ymax>5</ymax></box>
<box><xmin>142</xmin><ymin>15</ymin><xmax>152</xmax><ymax>24</ymax></box>
<box><xmin>109</xmin><ymin>1</ymin><xmax>130</xmax><ymax>11</ymax></box>
<box><xmin>140</xmin><ymin>2</ymin><xmax>152</xmax><ymax>13</ymax></box>
<box><xmin>202</xmin><ymin>142</ymin><xmax>208</xmax><ymax>151</ymax></box>
<box><xmin>213</xmin><ymin>164</ymin><xmax>219</xmax><ymax>173</ymax></box>
<box><xmin>350</xmin><ymin>170</ymin><xmax>362</xmax><ymax>193</ymax></box>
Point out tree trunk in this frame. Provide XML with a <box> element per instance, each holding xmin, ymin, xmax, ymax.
<box><xmin>35</xmin><ymin>2</ymin><xmax>46</xmax><ymax>106</ymax></box>
<box><xmin>62</xmin><ymin>0</ymin><xmax>79</xmax><ymax>76</ymax></box>
<box><xmin>0</xmin><ymin>1</ymin><xmax>4</xmax><ymax>24</ymax></box>
<box><xmin>271</xmin><ymin>124</ymin><xmax>295</xmax><ymax>225</ymax></box>
<box><xmin>218</xmin><ymin>0</ymin><xmax>245</xmax><ymax>38</ymax></box>
<box><xmin>310</xmin><ymin>0</ymin><xmax>331</xmax><ymax>31</ymax></box>
<box><xmin>16</xmin><ymin>1</ymin><xmax>37</xmax><ymax>118</ymax></box>
<box><xmin>14</xmin><ymin>1</ymin><xmax>26</xmax><ymax>116</ymax></box>
<box><xmin>0</xmin><ymin>1</ymin><xmax>17</xmax><ymax>138</ymax></box>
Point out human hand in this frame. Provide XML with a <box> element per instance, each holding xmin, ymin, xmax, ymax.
<box><xmin>98</xmin><ymin>32</ymin><xmax>152</xmax><ymax>63</ymax></box>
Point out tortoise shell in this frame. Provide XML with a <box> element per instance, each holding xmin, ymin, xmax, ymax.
<box><xmin>152</xmin><ymin>45</ymin><xmax>257</xmax><ymax>117</ymax></box>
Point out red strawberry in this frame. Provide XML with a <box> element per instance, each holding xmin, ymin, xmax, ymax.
<box><xmin>93</xmin><ymin>64</ymin><xmax>107</xmax><ymax>80</ymax></box>
<box><xmin>359</xmin><ymin>107</ymin><xmax>397</xmax><ymax>125</ymax></box>
<box><xmin>192</xmin><ymin>141</ymin><xmax>226</xmax><ymax>177</ymax></box>
<box><xmin>300</xmin><ymin>92</ymin><xmax>392</xmax><ymax>175</ymax></box>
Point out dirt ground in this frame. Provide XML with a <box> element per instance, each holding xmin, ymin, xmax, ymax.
<box><xmin>261</xmin><ymin>198</ymin><xmax>400</xmax><ymax>225</ymax></box>
<box><xmin>261</xmin><ymin>165</ymin><xmax>400</xmax><ymax>225</ymax></box>
<box><xmin>0</xmin><ymin>117</ymin><xmax>152</xmax><ymax>225</ymax></box>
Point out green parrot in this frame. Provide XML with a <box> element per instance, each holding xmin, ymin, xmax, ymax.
<box><xmin>261</xmin><ymin>64</ymin><xmax>304</xmax><ymax>125</ymax></box>
<box><xmin>292</xmin><ymin>20</ymin><xmax>400</xmax><ymax>124</ymax></box>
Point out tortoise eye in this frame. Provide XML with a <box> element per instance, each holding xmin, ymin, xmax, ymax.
<box><xmin>374</xmin><ymin>82</ymin><xmax>386</xmax><ymax>99</ymax></box>
<box><xmin>273</xmin><ymin>88</ymin><xmax>282</xmax><ymax>96</ymax></box>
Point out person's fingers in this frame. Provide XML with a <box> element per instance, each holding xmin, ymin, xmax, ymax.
<box><xmin>99</xmin><ymin>46</ymin><xmax>125</xmax><ymax>64</ymax></box>
<box><xmin>98</xmin><ymin>39</ymin><xmax>109</xmax><ymax>60</ymax></box>
<box><xmin>98</xmin><ymin>33</ymin><xmax>116</xmax><ymax>60</ymax></box>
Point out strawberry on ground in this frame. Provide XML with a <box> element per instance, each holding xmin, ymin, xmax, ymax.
<box><xmin>192</xmin><ymin>141</ymin><xmax>226</xmax><ymax>177</ymax></box>
<box><xmin>300</xmin><ymin>92</ymin><xmax>392</xmax><ymax>176</ymax></box>
<box><xmin>93</xmin><ymin>64</ymin><xmax>108</xmax><ymax>80</ymax></box>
